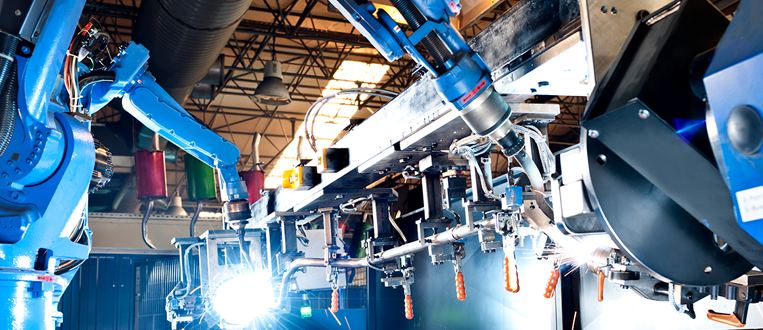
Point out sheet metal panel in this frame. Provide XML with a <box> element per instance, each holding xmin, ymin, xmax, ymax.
<box><xmin>58</xmin><ymin>253</ymin><xmax>176</xmax><ymax>330</ymax></box>
<box><xmin>250</xmin><ymin>0</ymin><xmax>578</xmax><ymax>221</ymax></box>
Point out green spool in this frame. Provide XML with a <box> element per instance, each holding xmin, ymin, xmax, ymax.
<box><xmin>184</xmin><ymin>154</ymin><xmax>217</xmax><ymax>201</ymax></box>
<box><xmin>355</xmin><ymin>223</ymin><xmax>374</xmax><ymax>258</ymax></box>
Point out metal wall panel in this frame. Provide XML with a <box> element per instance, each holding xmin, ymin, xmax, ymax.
<box><xmin>58</xmin><ymin>253</ymin><xmax>177</xmax><ymax>330</ymax></box>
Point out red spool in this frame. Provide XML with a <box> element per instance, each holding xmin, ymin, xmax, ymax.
<box><xmin>134</xmin><ymin>150</ymin><xmax>167</xmax><ymax>200</ymax></box>
<box><xmin>239</xmin><ymin>170</ymin><xmax>264</xmax><ymax>204</ymax></box>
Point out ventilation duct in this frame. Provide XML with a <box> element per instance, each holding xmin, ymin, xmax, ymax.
<box><xmin>132</xmin><ymin>0</ymin><xmax>250</xmax><ymax>104</ymax></box>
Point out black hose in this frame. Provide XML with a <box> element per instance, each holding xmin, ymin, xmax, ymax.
<box><xmin>389</xmin><ymin>0</ymin><xmax>452</xmax><ymax>72</ymax></box>
<box><xmin>142</xmin><ymin>200</ymin><xmax>157</xmax><ymax>249</ymax></box>
<box><xmin>55</xmin><ymin>227</ymin><xmax>90</xmax><ymax>275</ymax></box>
<box><xmin>190</xmin><ymin>200</ymin><xmax>202</xmax><ymax>237</ymax></box>
<box><xmin>78</xmin><ymin>71</ymin><xmax>116</xmax><ymax>93</ymax></box>
<box><xmin>0</xmin><ymin>32</ymin><xmax>19</xmax><ymax>158</ymax></box>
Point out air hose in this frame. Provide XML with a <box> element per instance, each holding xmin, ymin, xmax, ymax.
<box><xmin>0</xmin><ymin>32</ymin><xmax>19</xmax><ymax>158</ymax></box>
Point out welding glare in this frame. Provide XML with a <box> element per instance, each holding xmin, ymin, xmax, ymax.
<box><xmin>212</xmin><ymin>271</ymin><xmax>275</xmax><ymax>326</ymax></box>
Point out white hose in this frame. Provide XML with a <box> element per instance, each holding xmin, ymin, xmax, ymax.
<box><xmin>175</xmin><ymin>242</ymin><xmax>205</xmax><ymax>300</ymax></box>
<box><xmin>512</xmin><ymin>124</ymin><xmax>555</xmax><ymax>179</ymax></box>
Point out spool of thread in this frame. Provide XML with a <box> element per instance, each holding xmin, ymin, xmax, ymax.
<box><xmin>239</xmin><ymin>170</ymin><xmax>265</xmax><ymax>204</ymax></box>
<box><xmin>184</xmin><ymin>154</ymin><xmax>216</xmax><ymax>201</ymax></box>
<box><xmin>134</xmin><ymin>150</ymin><xmax>167</xmax><ymax>200</ymax></box>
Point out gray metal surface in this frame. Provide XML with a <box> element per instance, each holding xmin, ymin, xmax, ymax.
<box><xmin>493</xmin><ymin>31</ymin><xmax>590</xmax><ymax>97</ymax></box>
<box><xmin>198</xmin><ymin>229</ymin><xmax>265</xmax><ymax>297</ymax></box>
<box><xmin>583</xmin><ymin>135</ymin><xmax>750</xmax><ymax>286</ymax></box>
<box><xmin>250</xmin><ymin>0</ymin><xmax>577</xmax><ymax>220</ymax></box>
<box><xmin>579</xmin><ymin>0</ymin><xmax>674</xmax><ymax>84</ymax></box>
<box><xmin>471</xmin><ymin>0</ymin><xmax>580</xmax><ymax>74</ymax></box>
<box><xmin>293</xmin><ymin>229</ymin><xmax>347</xmax><ymax>290</ymax></box>
<box><xmin>579</xmin><ymin>269</ymin><xmax>763</xmax><ymax>330</ymax></box>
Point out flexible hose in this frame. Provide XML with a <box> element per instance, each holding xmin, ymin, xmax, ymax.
<box><xmin>78</xmin><ymin>71</ymin><xmax>116</xmax><ymax>93</ymax></box>
<box><xmin>0</xmin><ymin>32</ymin><xmax>19</xmax><ymax>159</ymax></box>
<box><xmin>175</xmin><ymin>242</ymin><xmax>204</xmax><ymax>300</ymax></box>
<box><xmin>142</xmin><ymin>200</ymin><xmax>157</xmax><ymax>249</ymax></box>
<box><xmin>190</xmin><ymin>200</ymin><xmax>203</xmax><ymax>237</ymax></box>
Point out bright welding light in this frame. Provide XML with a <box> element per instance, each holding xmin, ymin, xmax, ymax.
<box><xmin>559</xmin><ymin>235</ymin><xmax>613</xmax><ymax>268</ymax></box>
<box><xmin>212</xmin><ymin>272</ymin><xmax>275</xmax><ymax>325</ymax></box>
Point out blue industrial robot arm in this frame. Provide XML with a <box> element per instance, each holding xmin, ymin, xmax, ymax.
<box><xmin>327</xmin><ymin>0</ymin><xmax>525</xmax><ymax>156</ymax></box>
<box><xmin>120</xmin><ymin>73</ymin><xmax>247</xmax><ymax>202</ymax></box>
<box><xmin>84</xmin><ymin>42</ymin><xmax>248</xmax><ymax>204</ymax></box>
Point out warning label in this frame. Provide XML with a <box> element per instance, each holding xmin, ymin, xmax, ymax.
<box><xmin>460</xmin><ymin>79</ymin><xmax>487</xmax><ymax>106</ymax></box>
<box><xmin>36</xmin><ymin>275</ymin><xmax>55</xmax><ymax>282</ymax></box>
<box><xmin>737</xmin><ymin>186</ymin><xmax>763</xmax><ymax>222</ymax></box>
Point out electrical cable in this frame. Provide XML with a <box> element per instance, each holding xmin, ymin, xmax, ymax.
<box><xmin>296</xmin><ymin>224</ymin><xmax>310</xmax><ymax>247</ymax></box>
<box><xmin>388</xmin><ymin>210</ymin><xmax>408</xmax><ymax>243</ymax></box>
<box><xmin>141</xmin><ymin>200</ymin><xmax>157</xmax><ymax>249</ymax></box>
<box><xmin>304</xmin><ymin>88</ymin><xmax>398</xmax><ymax>152</ymax></box>
<box><xmin>445</xmin><ymin>208</ymin><xmax>461</xmax><ymax>225</ymax></box>
<box><xmin>77</xmin><ymin>71</ymin><xmax>115</xmax><ymax>93</ymax></box>
<box><xmin>340</xmin><ymin>197</ymin><xmax>369</xmax><ymax>213</ymax></box>
<box><xmin>175</xmin><ymin>242</ymin><xmax>205</xmax><ymax>300</ymax></box>
<box><xmin>668</xmin><ymin>282</ymin><xmax>694</xmax><ymax>318</ymax></box>
<box><xmin>402</xmin><ymin>165</ymin><xmax>421</xmax><ymax>181</ymax></box>
<box><xmin>189</xmin><ymin>200</ymin><xmax>203</xmax><ymax>237</ymax></box>
<box><xmin>365</xmin><ymin>256</ymin><xmax>385</xmax><ymax>272</ymax></box>
<box><xmin>512</xmin><ymin>124</ymin><xmax>555</xmax><ymax>179</ymax></box>
<box><xmin>54</xmin><ymin>227</ymin><xmax>91</xmax><ymax>275</ymax></box>
<box><xmin>450</xmin><ymin>136</ymin><xmax>500</xmax><ymax>200</ymax></box>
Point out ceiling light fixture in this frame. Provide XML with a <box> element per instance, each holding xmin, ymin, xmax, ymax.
<box><xmin>251</xmin><ymin>61</ymin><xmax>292</xmax><ymax>106</ymax></box>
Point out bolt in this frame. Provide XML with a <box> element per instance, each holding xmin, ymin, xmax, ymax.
<box><xmin>25</xmin><ymin>159</ymin><xmax>32</xmax><ymax>165</ymax></box>
<box><xmin>740</xmin><ymin>292</ymin><xmax>747</xmax><ymax>300</ymax></box>
<box><xmin>399</xmin><ymin>158</ymin><xmax>406</xmax><ymax>163</ymax></box>
<box><xmin>34</xmin><ymin>139</ymin><xmax>42</xmax><ymax>145</ymax></box>
<box><xmin>14</xmin><ymin>9</ymin><xmax>21</xmax><ymax>16</ymax></box>
<box><xmin>11</xmin><ymin>192</ymin><xmax>19</xmax><ymax>200</ymax></box>
<box><xmin>588</xmin><ymin>130</ymin><xmax>599</xmax><ymax>139</ymax></box>
<box><xmin>35</xmin><ymin>132</ymin><xmax>42</xmax><ymax>138</ymax></box>
<box><xmin>20</xmin><ymin>46</ymin><xmax>30</xmax><ymax>55</ymax></box>
<box><xmin>1</xmin><ymin>173</ymin><xmax>8</xmax><ymax>178</ymax></box>
<box><xmin>6</xmin><ymin>161</ymin><xmax>11</xmax><ymax>166</ymax></box>
<box><xmin>638</xmin><ymin>109</ymin><xmax>650</xmax><ymax>119</ymax></box>
<box><xmin>14</xmin><ymin>168</ymin><xmax>21</xmax><ymax>174</ymax></box>
<box><xmin>29</xmin><ymin>153</ymin><xmax>37</xmax><ymax>159</ymax></box>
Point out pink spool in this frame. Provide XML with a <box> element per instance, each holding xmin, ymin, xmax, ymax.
<box><xmin>239</xmin><ymin>170</ymin><xmax>264</xmax><ymax>204</ymax></box>
<box><xmin>134</xmin><ymin>150</ymin><xmax>167</xmax><ymax>200</ymax></box>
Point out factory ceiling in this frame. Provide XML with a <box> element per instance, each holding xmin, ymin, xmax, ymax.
<box><xmin>82</xmin><ymin>0</ymin><xmax>739</xmax><ymax>210</ymax></box>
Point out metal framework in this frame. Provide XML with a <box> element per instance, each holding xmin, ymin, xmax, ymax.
<box><xmin>80</xmin><ymin>0</ymin><xmax>736</xmax><ymax>209</ymax></box>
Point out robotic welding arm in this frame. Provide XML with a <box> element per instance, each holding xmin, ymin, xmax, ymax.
<box><xmin>328</xmin><ymin>0</ymin><xmax>553</xmax><ymax>230</ymax></box>
<box><xmin>84</xmin><ymin>42</ymin><xmax>252</xmax><ymax>228</ymax></box>
<box><xmin>330</xmin><ymin>0</ymin><xmax>524</xmax><ymax>150</ymax></box>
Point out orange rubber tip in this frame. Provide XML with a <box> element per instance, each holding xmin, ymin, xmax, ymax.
<box><xmin>707</xmin><ymin>310</ymin><xmax>745</xmax><ymax>328</ymax></box>
<box><xmin>404</xmin><ymin>295</ymin><xmax>413</xmax><ymax>319</ymax></box>
<box><xmin>504</xmin><ymin>256</ymin><xmax>520</xmax><ymax>293</ymax></box>
<box><xmin>544</xmin><ymin>268</ymin><xmax>561</xmax><ymax>299</ymax></box>
<box><xmin>330</xmin><ymin>289</ymin><xmax>339</xmax><ymax>313</ymax></box>
<box><xmin>597</xmin><ymin>270</ymin><xmax>605</xmax><ymax>302</ymax></box>
<box><xmin>455</xmin><ymin>272</ymin><xmax>466</xmax><ymax>300</ymax></box>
